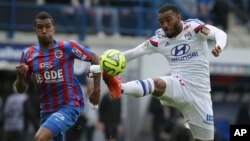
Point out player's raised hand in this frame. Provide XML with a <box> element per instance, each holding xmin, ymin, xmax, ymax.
<box><xmin>16</xmin><ymin>63</ymin><xmax>29</xmax><ymax>79</ymax></box>
<box><xmin>211</xmin><ymin>46</ymin><xmax>221</xmax><ymax>57</ymax></box>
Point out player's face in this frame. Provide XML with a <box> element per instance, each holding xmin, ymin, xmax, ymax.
<box><xmin>34</xmin><ymin>18</ymin><xmax>55</xmax><ymax>45</ymax></box>
<box><xmin>158</xmin><ymin>10</ymin><xmax>182</xmax><ymax>38</ymax></box>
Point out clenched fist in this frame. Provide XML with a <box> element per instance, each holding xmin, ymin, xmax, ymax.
<box><xmin>211</xmin><ymin>46</ymin><xmax>222</xmax><ymax>57</ymax></box>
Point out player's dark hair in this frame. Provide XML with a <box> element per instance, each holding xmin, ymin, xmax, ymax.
<box><xmin>33</xmin><ymin>11</ymin><xmax>55</xmax><ymax>27</ymax></box>
<box><xmin>158</xmin><ymin>3</ymin><xmax>180</xmax><ymax>14</ymax></box>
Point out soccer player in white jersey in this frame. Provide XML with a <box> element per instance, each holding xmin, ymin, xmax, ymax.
<box><xmin>92</xmin><ymin>3</ymin><xmax>227</xmax><ymax>141</ymax></box>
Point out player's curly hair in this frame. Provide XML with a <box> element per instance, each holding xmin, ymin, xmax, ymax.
<box><xmin>158</xmin><ymin>3</ymin><xmax>180</xmax><ymax>14</ymax></box>
<box><xmin>33</xmin><ymin>11</ymin><xmax>55</xmax><ymax>27</ymax></box>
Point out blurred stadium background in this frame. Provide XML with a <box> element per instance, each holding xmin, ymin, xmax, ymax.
<box><xmin>0</xmin><ymin>0</ymin><xmax>250</xmax><ymax>141</ymax></box>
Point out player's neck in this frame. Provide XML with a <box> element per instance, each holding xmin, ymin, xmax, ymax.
<box><xmin>167</xmin><ymin>22</ymin><xmax>183</xmax><ymax>38</ymax></box>
<box><xmin>39</xmin><ymin>40</ymin><xmax>55</xmax><ymax>49</ymax></box>
<box><xmin>177</xmin><ymin>22</ymin><xmax>183</xmax><ymax>35</ymax></box>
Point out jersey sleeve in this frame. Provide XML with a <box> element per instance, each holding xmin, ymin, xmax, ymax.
<box><xmin>187</xmin><ymin>18</ymin><xmax>228</xmax><ymax>50</ymax></box>
<box><xmin>123</xmin><ymin>30</ymin><xmax>160</xmax><ymax>62</ymax></box>
<box><xmin>20</xmin><ymin>48</ymin><xmax>32</xmax><ymax>80</ymax></box>
<box><xmin>188</xmin><ymin>19</ymin><xmax>227</xmax><ymax>50</ymax></box>
<box><xmin>206</xmin><ymin>24</ymin><xmax>227</xmax><ymax>50</ymax></box>
<box><xmin>184</xmin><ymin>19</ymin><xmax>208</xmax><ymax>39</ymax></box>
<box><xmin>186</xmin><ymin>19</ymin><xmax>206</xmax><ymax>35</ymax></box>
<box><xmin>20</xmin><ymin>50</ymin><xmax>28</xmax><ymax>64</ymax></box>
<box><xmin>68</xmin><ymin>40</ymin><xmax>92</xmax><ymax>61</ymax></box>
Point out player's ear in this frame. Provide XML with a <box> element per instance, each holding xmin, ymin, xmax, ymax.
<box><xmin>177</xmin><ymin>14</ymin><xmax>181</xmax><ymax>21</ymax></box>
<box><xmin>33</xmin><ymin>27</ymin><xmax>37</xmax><ymax>34</ymax></box>
<box><xmin>53</xmin><ymin>25</ymin><xmax>56</xmax><ymax>33</ymax></box>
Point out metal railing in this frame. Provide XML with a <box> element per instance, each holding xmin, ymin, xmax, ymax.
<box><xmin>0</xmin><ymin>0</ymin><xmax>166</xmax><ymax>41</ymax></box>
<box><xmin>0</xmin><ymin>0</ymin><xmax>200</xmax><ymax>41</ymax></box>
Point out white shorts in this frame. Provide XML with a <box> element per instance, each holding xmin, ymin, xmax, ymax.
<box><xmin>157</xmin><ymin>75</ymin><xmax>214</xmax><ymax>140</ymax></box>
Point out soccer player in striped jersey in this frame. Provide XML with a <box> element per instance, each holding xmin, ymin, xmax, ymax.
<box><xmin>91</xmin><ymin>3</ymin><xmax>227</xmax><ymax>141</ymax></box>
<box><xmin>14</xmin><ymin>11</ymin><xmax>101</xmax><ymax>141</ymax></box>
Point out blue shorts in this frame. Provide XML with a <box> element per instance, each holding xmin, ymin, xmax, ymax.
<box><xmin>40</xmin><ymin>105</ymin><xmax>80</xmax><ymax>141</ymax></box>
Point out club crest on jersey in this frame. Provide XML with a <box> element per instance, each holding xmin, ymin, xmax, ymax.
<box><xmin>55</xmin><ymin>50</ymin><xmax>63</xmax><ymax>59</ymax></box>
<box><xmin>184</xmin><ymin>31</ymin><xmax>192</xmax><ymax>40</ymax></box>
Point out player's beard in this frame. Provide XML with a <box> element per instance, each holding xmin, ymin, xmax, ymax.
<box><xmin>165</xmin><ymin>22</ymin><xmax>180</xmax><ymax>38</ymax></box>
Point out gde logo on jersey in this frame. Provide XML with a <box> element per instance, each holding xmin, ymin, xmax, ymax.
<box><xmin>171</xmin><ymin>44</ymin><xmax>190</xmax><ymax>56</ymax></box>
<box><xmin>34</xmin><ymin>69</ymin><xmax>64</xmax><ymax>84</ymax></box>
<box><xmin>171</xmin><ymin>44</ymin><xmax>198</xmax><ymax>62</ymax></box>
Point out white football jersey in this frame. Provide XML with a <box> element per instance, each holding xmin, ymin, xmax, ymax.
<box><xmin>124</xmin><ymin>19</ymin><xmax>227</xmax><ymax>93</ymax></box>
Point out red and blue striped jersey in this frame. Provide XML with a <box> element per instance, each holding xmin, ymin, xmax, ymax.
<box><xmin>20</xmin><ymin>40</ymin><xmax>93</xmax><ymax>113</ymax></box>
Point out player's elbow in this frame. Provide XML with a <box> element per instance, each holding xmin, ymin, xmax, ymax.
<box><xmin>16</xmin><ymin>85</ymin><xmax>27</xmax><ymax>94</ymax></box>
<box><xmin>215</xmin><ymin>30</ymin><xmax>228</xmax><ymax>50</ymax></box>
<box><xmin>222</xmin><ymin>30</ymin><xmax>227</xmax><ymax>40</ymax></box>
<box><xmin>14</xmin><ymin>80</ymin><xmax>27</xmax><ymax>94</ymax></box>
<box><xmin>16</xmin><ymin>88</ymin><xmax>26</xmax><ymax>94</ymax></box>
<box><xmin>90</xmin><ymin>53</ymin><xmax>100</xmax><ymax>65</ymax></box>
<box><xmin>221</xmin><ymin>31</ymin><xmax>228</xmax><ymax>48</ymax></box>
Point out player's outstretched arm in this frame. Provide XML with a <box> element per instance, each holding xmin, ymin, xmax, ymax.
<box><xmin>206</xmin><ymin>24</ymin><xmax>227</xmax><ymax>57</ymax></box>
<box><xmin>89</xmin><ymin>41</ymin><xmax>152</xmax><ymax>74</ymax></box>
<box><xmin>15</xmin><ymin>63</ymin><xmax>29</xmax><ymax>93</ymax></box>
<box><xmin>123</xmin><ymin>41</ymin><xmax>153</xmax><ymax>62</ymax></box>
<box><xmin>88</xmin><ymin>52</ymin><xmax>101</xmax><ymax>105</ymax></box>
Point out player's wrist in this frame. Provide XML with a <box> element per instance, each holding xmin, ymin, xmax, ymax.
<box><xmin>90</xmin><ymin>65</ymin><xmax>101</xmax><ymax>73</ymax></box>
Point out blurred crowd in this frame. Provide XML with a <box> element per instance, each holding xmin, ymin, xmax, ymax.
<box><xmin>35</xmin><ymin>0</ymin><xmax>250</xmax><ymax>34</ymax></box>
<box><xmin>1</xmin><ymin>0</ymin><xmax>250</xmax><ymax>38</ymax></box>
<box><xmin>40</xmin><ymin>0</ymin><xmax>250</xmax><ymax>35</ymax></box>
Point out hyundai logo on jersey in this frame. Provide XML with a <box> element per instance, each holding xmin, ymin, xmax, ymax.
<box><xmin>171</xmin><ymin>44</ymin><xmax>190</xmax><ymax>56</ymax></box>
<box><xmin>171</xmin><ymin>44</ymin><xmax>198</xmax><ymax>62</ymax></box>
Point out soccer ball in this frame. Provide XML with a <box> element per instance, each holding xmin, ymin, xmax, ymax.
<box><xmin>99</xmin><ymin>49</ymin><xmax>126</xmax><ymax>76</ymax></box>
